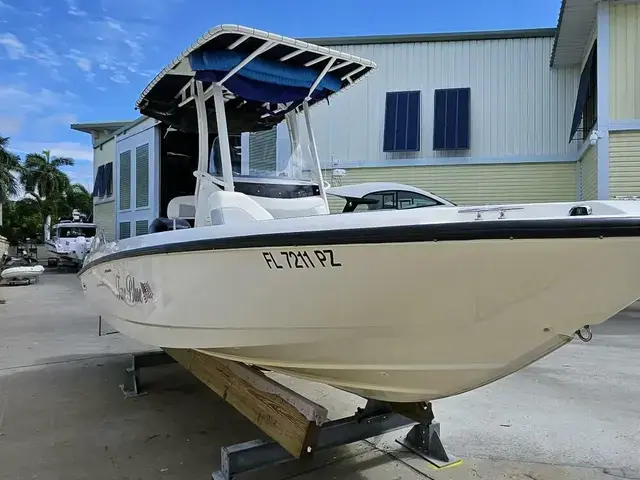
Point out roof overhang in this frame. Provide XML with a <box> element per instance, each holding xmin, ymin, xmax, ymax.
<box><xmin>303</xmin><ymin>28</ymin><xmax>556</xmax><ymax>47</ymax></box>
<box><xmin>550</xmin><ymin>0</ymin><xmax>598</xmax><ymax>68</ymax></box>
<box><xmin>70</xmin><ymin>121</ymin><xmax>132</xmax><ymax>135</ymax></box>
<box><xmin>135</xmin><ymin>24</ymin><xmax>377</xmax><ymax>135</ymax></box>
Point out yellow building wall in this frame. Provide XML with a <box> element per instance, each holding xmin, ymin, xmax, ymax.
<box><xmin>326</xmin><ymin>162</ymin><xmax>577</xmax><ymax>212</ymax></box>
<box><xmin>580</xmin><ymin>145</ymin><xmax>598</xmax><ymax>200</ymax></box>
<box><xmin>610</xmin><ymin>2</ymin><xmax>640</xmax><ymax>120</ymax></box>
<box><xmin>93</xmin><ymin>137</ymin><xmax>116</xmax><ymax>241</ymax></box>
<box><xmin>609</xmin><ymin>131</ymin><xmax>640</xmax><ymax>197</ymax></box>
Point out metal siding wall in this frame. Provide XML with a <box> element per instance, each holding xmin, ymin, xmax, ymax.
<box><xmin>609</xmin><ymin>131</ymin><xmax>640</xmax><ymax>197</ymax></box>
<box><xmin>305</xmin><ymin>37</ymin><xmax>580</xmax><ymax>166</ymax></box>
<box><xmin>326</xmin><ymin>163</ymin><xmax>576</xmax><ymax>212</ymax></box>
<box><xmin>248</xmin><ymin>128</ymin><xmax>277</xmax><ymax>171</ymax></box>
<box><xmin>610</xmin><ymin>3</ymin><xmax>640</xmax><ymax>120</ymax></box>
<box><xmin>579</xmin><ymin>145</ymin><xmax>598</xmax><ymax>200</ymax></box>
<box><xmin>93</xmin><ymin>202</ymin><xmax>115</xmax><ymax>241</ymax></box>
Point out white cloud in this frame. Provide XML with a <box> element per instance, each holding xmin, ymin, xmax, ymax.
<box><xmin>62</xmin><ymin>159</ymin><xmax>94</xmax><ymax>190</ymax></box>
<box><xmin>12</xmin><ymin>141</ymin><xmax>93</xmax><ymax>162</ymax></box>
<box><xmin>0</xmin><ymin>0</ymin><xmax>15</xmax><ymax>10</ymax></box>
<box><xmin>65</xmin><ymin>49</ymin><xmax>93</xmax><ymax>78</ymax></box>
<box><xmin>0</xmin><ymin>84</ymin><xmax>81</xmax><ymax>137</ymax></box>
<box><xmin>0</xmin><ymin>84</ymin><xmax>76</xmax><ymax>113</ymax></box>
<box><xmin>0</xmin><ymin>33</ymin><xmax>26</xmax><ymax>59</ymax></box>
<box><xmin>0</xmin><ymin>33</ymin><xmax>61</xmax><ymax>68</ymax></box>
<box><xmin>28</xmin><ymin>37</ymin><xmax>61</xmax><ymax>67</ymax></box>
<box><xmin>110</xmin><ymin>73</ymin><xmax>129</xmax><ymax>84</ymax></box>
<box><xmin>0</xmin><ymin>115</ymin><xmax>22</xmax><ymax>135</ymax></box>
<box><xmin>105</xmin><ymin>18</ymin><xmax>125</xmax><ymax>33</ymax></box>
<box><xmin>65</xmin><ymin>0</ymin><xmax>87</xmax><ymax>16</ymax></box>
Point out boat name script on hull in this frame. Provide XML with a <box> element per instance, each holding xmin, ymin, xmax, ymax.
<box><xmin>115</xmin><ymin>274</ymin><xmax>154</xmax><ymax>306</ymax></box>
<box><xmin>262</xmin><ymin>249</ymin><xmax>342</xmax><ymax>270</ymax></box>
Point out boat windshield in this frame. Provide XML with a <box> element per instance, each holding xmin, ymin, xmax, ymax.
<box><xmin>208</xmin><ymin>131</ymin><xmax>322</xmax><ymax>186</ymax></box>
<box><xmin>57</xmin><ymin>226</ymin><xmax>96</xmax><ymax>238</ymax></box>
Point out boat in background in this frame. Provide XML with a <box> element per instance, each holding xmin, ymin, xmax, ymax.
<box><xmin>1</xmin><ymin>254</ymin><xmax>44</xmax><ymax>284</ymax></box>
<box><xmin>45</xmin><ymin>211</ymin><xmax>96</xmax><ymax>267</ymax></box>
<box><xmin>78</xmin><ymin>25</ymin><xmax>640</xmax><ymax>403</ymax></box>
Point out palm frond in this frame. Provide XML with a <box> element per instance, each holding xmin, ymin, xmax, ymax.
<box><xmin>51</xmin><ymin>156</ymin><xmax>74</xmax><ymax>168</ymax></box>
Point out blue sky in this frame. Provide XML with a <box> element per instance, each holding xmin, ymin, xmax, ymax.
<box><xmin>0</xmin><ymin>0</ymin><xmax>562</xmax><ymax>189</ymax></box>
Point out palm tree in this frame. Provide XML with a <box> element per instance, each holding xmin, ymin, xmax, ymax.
<box><xmin>57</xmin><ymin>183</ymin><xmax>93</xmax><ymax>221</ymax></box>
<box><xmin>0</xmin><ymin>135</ymin><xmax>22</xmax><ymax>204</ymax></box>
<box><xmin>21</xmin><ymin>149</ymin><xmax>74</xmax><ymax>224</ymax></box>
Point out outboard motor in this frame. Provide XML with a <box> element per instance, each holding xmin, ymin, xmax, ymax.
<box><xmin>149</xmin><ymin>217</ymin><xmax>192</xmax><ymax>234</ymax></box>
<box><xmin>74</xmin><ymin>236</ymin><xmax>88</xmax><ymax>262</ymax></box>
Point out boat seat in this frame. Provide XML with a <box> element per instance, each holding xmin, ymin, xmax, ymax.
<box><xmin>167</xmin><ymin>195</ymin><xmax>196</xmax><ymax>220</ymax></box>
<box><xmin>208</xmin><ymin>191</ymin><xmax>274</xmax><ymax>225</ymax></box>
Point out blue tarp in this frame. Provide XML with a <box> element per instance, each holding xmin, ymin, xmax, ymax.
<box><xmin>188</xmin><ymin>49</ymin><xmax>342</xmax><ymax>105</ymax></box>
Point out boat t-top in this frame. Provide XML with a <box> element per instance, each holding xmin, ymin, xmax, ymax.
<box><xmin>79</xmin><ymin>24</ymin><xmax>640</xmax><ymax>404</ymax></box>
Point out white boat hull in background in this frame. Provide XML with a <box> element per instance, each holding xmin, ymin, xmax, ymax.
<box><xmin>1</xmin><ymin>265</ymin><xmax>45</xmax><ymax>282</ymax></box>
<box><xmin>79</xmin><ymin>226</ymin><xmax>640</xmax><ymax>402</ymax></box>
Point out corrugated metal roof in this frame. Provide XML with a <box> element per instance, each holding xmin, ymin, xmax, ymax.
<box><xmin>550</xmin><ymin>0</ymin><xmax>598</xmax><ymax>68</ymax></box>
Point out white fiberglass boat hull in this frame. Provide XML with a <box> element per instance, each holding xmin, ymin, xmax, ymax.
<box><xmin>1</xmin><ymin>265</ymin><xmax>45</xmax><ymax>281</ymax></box>
<box><xmin>79</xmin><ymin>203</ymin><xmax>640</xmax><ymax>402</ymax></box>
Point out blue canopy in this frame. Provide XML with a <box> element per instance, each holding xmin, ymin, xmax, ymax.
<box><xmin>188</xmin><ymin>49</ymin><xmax>342</xmax><ymax>105</ymax></box>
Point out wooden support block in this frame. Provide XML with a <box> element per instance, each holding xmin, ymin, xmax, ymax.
<box><xmin>164</xmin><ymin>348</ymin><xmax>329</xmax><ymax>459</ymax></box>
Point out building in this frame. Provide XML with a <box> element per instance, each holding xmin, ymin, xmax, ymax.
<box><xmin>71</xmin><ymin>0</ymin><xmax>640</xmax><ymax>241</ymax></box>
<box><xmin>70</xmin><ymin>120</ymin><xmax>132</xmax><ymax>241</ymax></box>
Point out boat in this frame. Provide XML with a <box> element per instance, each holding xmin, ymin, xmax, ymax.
<box><xmin>45</xmin><ymin>212</ymin><xmax>96</xmax><ymax>266</ymax></box>
<box><xmin>79</xmin><ymin>24</ymin><xmax>640</xmax><ymax>403</ymax></box>
<box><xmin>1</xmin><ymin>255</ymin><xmax>44</xmax><ymax>284</ymax></box>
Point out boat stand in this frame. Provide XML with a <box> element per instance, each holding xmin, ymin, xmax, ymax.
<box><xmin>395</xmin><ymin>402</ymin><xmax>459</xmax><ymax>469</ymax></box>
<box><xmin>119</xmin><ymin>350</ymin><xmax>177</xmax><ymax>398</ymax></box>
<box><xmin>211</xmin><ymin>399</ymin><xmax>458</xmax><ymax>480</ymax></box>
<box><xmin>118</xmin><ymin>349</ymin><xmax>457</xmax><ymax>477</ymax></box>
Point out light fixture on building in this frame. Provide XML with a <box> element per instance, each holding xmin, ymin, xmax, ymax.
<box><xmin>589</xmin><ymin>130</ymin><xmax>601</xmax><ymax>146</ymax></box>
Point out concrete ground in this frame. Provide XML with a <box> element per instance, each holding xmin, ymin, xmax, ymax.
<box><xmin>0</xmin><ymin>272</ymin><xmax>638</xmax><ymax>480</ymax></box>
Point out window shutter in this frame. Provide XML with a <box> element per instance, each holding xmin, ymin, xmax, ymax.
<box><xmin>433</xmin><ymin>88</ymin><xmax>471</xmax><ymax>150</ymax></box>
<box><xmin>92</xmin><ymin>165</ymin><xmax>104</xmax><ymax>197</ymax></box>
<box><xmin>104</xmin><ymin>162</ymin><xmax>113</xmax><ymax>196</ymax></box>
<box><xmin>383</xmin><ymin>91</ymin><xmax>421</xmax><ymax>152</ymax></box>
<box><xmin>119</xmin><ymin>221</ymin><xmax>131</xmax><ymax>239</ymax></box>
<box><xmin>119</xmin><ymin>151</ymin><xmax>131</xmax><ymax>210</ymax></box>
<box><xmin>135</xmin><ymin>219</ymin><xmax>149</xmax><ymax>236</ymax></box>
<box><xmin>135</xmin><ymin>143</ymin><xmax>149</xmax><ymax>209</ymax></box>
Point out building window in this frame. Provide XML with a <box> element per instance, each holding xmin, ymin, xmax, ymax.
<box><xmin>91</xmin><ymin>162</ymin><xmax>114</xmax><ymax>198</ymax></box>
<box><xmin>433</xmin><ymin>88</ymin><xmax>471</xmax><ymax>150</ymax></box>
<box><xmin>569</xmin><ymin>42</ymin><xmax>597</xmax><ymax>142</ymax></box>
<box><xmin>383</xmin><ymin>91</ymin><xmax>421</xmax><ymax>152</ymax></box>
